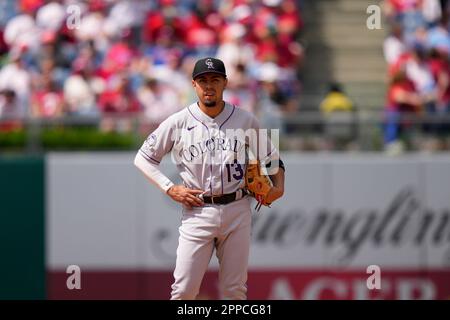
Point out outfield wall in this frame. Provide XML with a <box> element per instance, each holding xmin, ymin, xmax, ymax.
<box><xmin>1</xmin><ymin>152</ymin><xmax>449</xmax><ymax>299</ymax></box>
<box><xmin>45</xmin><ymin>152</ymin><xmax>450</xmax><ymax>299</ymax></box>
<box><xmin>0</xmin><ymin>157</ymin><xmax>45</xmax><ymax>300</ymax></box>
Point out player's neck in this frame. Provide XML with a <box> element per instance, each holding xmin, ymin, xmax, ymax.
<box><xmin>197</xmin><ymin>101</ymin><xmax>225</xmax><ymax>119</ymax></box>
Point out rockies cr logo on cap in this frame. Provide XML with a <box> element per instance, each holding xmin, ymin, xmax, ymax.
<box><xmin>192</xmin><ymin>57</ymin><xmax>227</xmax><ymax>79</ymax></box>
<box><xmin>205</xmin><ymin>58</ymin><xmax>214</xmax><ymax>69</ymax></box>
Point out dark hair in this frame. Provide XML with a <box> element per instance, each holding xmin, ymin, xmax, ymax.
<box><xmin>145</xmin><ymin>78</ymin><xmax>158</xmax><ymax>88</ymax></box>
<box><xmin>328</xmin><ymin>82</ymin><xmax>343</xmax><ymax>93</ymax></box>
<box><xmin>0</xmin><ymin>89</ymin><xmax>16</xmax><ymax>98</ymax></box>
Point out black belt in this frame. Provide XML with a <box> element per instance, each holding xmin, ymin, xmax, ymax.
<box><xmin>202</xmin><ymin>189</ymin><xmax>248</xmax><ymax>205</ymax></box>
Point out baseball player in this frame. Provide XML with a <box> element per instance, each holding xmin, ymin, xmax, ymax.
<box><xmin>134</xmin><ymin>57</ymin><xmax>285</xmax><ymax>300</ymax></box>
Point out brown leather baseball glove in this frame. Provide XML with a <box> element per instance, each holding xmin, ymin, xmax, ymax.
<box><xmin>245</xmin><ymin>161</ymin><xmax>273</xmax><ymax>211</ymax></box>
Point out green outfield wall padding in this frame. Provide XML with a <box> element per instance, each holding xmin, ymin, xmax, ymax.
<box><xmin>0</xmin><ymin>156</ymin><xmax>45</xmax><ymax>299</ymax></box>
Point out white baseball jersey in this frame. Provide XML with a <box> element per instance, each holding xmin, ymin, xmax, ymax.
<box><xmin>138</xmin><ymin>101</ymin><xmax>279</xmax><ymax>196</ymax></box>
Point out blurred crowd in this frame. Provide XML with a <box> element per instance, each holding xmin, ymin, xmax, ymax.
<box><xmin>0</xmin><ymin>0</ymin><xmax>304</xmax><ymax>134</ymax></box>
<box><xmin>383</xmin><ymin>0</ymin><xmax>450</xmax><ymax>152</ymax></box>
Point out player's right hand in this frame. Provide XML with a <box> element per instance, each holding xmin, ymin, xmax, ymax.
<box><xmin>166</xmin><ymin>185</ymin><xmax>204</xmax><ymax>209</ymax></box>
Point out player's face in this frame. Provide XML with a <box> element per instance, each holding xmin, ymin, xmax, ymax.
<box><xmin>192</xmin><ymin>73</ymin><xmax>228</xmax><ymax>108</ymax></box>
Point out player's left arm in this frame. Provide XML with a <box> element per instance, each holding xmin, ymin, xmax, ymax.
<box><xmin>266</xmin><ymin>159</ymin><xmax>285</xmax><ymax>204</ymax></box>
<box><xmin>248</xmin><ymin>113</ymin><xmax>286</xmax><ymax>204</ymax></box>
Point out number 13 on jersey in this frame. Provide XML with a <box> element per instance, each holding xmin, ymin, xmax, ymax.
<box><xmin>225</xmin><ymin>159</ymin><xmax>244</xmax><ymax>182</ymax></box>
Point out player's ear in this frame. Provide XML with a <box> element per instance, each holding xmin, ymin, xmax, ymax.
<box><xmin>224</xmin><ymin>77</ymin><xmax>228</xmax><ymax>88</ymax></box>
<box><xmin>192</xmin><ymin>79</ymin><xmax>196</xmax><ymax>88</ymax></box>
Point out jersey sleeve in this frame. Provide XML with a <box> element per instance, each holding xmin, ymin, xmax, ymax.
<box><xmin>138</xmin><ymin>116</ymin><xmax>177</xmax><ymax>165</ymax></box>
<box><xmin>134</xmin><ymin>152</ymin><xmax>174</xmax><ymax>193</ymax></box>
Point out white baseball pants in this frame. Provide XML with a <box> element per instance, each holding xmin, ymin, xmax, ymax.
<box><xmin>170</xmin><ymin>197</ymin><xmax>252</xmax><ymax>300</ymax></box>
